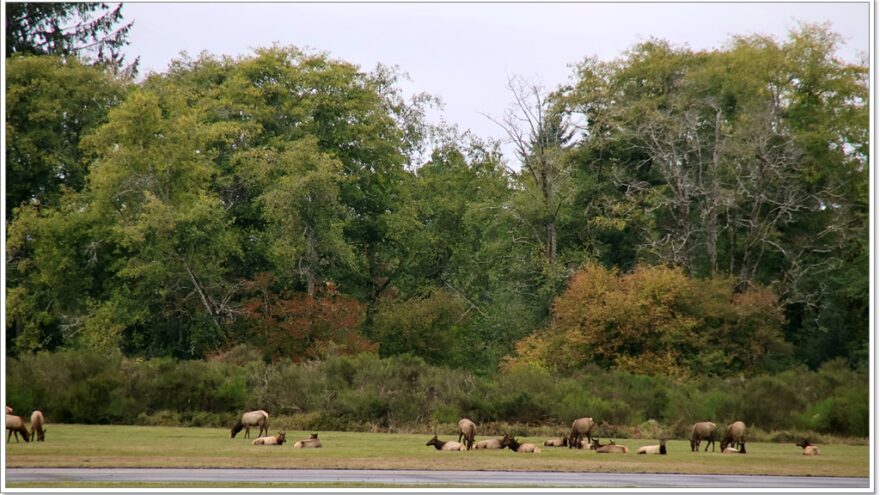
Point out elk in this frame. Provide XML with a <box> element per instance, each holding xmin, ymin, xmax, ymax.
<box><xmin>720</xmin><ymin>421</ymin><xmax>746</xmax><ymax>454</ymax></box>
<box><xmin>690</xmin><ymin>421</ymin><xmax>717</xmax><ymax>452</ymax></box>
<box><xmin>293</xmin><ymin>433</ymin><xmax>322</xmax><ymax>448</ymax></box>
<box><xmin>426</xmin><ymin>435</ymin><xmax>466</xmax><ymax>451</ymax></box>
<box><xmin>231</xmin><ymin>410</ymin><xmax>269</xmax><ymax>439</ymax></box>
<box><xmin>796</xmin><ymin>439</ymin><xmax>820</xmax><ymax>456</ymax></box>
<box><xmin>457</xmin><ymin>418</ymin><xmax>476</xmax><ymax>450</ymax></box>
<box><xmin>500</xmin><ymin>433</ymin><xmax>541</xmax><ymax>453</ymax></box>
<box><xmin>567</xmin><ymin>417</ymin><xmax>595</xmax><ymax>449</ymax></box>
<box><xmin>252</xmin><ymin>431</ymin><xmax>286</xmax><ymax>445</ymax></box>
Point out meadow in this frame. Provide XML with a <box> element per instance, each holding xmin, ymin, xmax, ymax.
<box><xmin>4</xmin><ymin>424</ymin><xmax>868</xmax><ymax>479</ymax></box>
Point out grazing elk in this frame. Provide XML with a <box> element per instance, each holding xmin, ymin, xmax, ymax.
<box><xmin>426</xmin><ymin>435</ymin><xmax>466</xmax><ymax>451</ymax></box>
<box><xmin>29</xmin><ymin>410</ymin><xmax>45</xmax><ymax>442</ymax></box>
<box><xmin>458</xmin><ymin>418</ymin><xmax>476</xmax><ymax>450</ymax></box>
<box><xmin>720</xmin><ymin>421</ymin><xmax>746</xmax><ymax>454</ymax></box>
<box><xmin>796</xmin><ymin>439</ymin><xmax>820</xmax><ymax>456</ymax></box>
<box><xmin>231</xmin><ymin>410</ymin><xmax>269</xmax><ymax>439</ymax></box>
<box><xmin>567</xmin><ymin>417</ymin><xmax>595</xmax><ymax>449</ymax></box>
<box><xmin>690</xmin><ymin>421</ymin><xmax>718</xmax><ymax>452</ymax></box>
<box><xmin>293</xmin><ymin>433</ymin><xmax>323</xmax><ymax>448</ymax></box>
<box><xmin>636</xmin><ymin>439</ymin><xmax>667</xmax><ymax>455</ymax></box>
<box><xmin>252</xmin><ymin>431</ymin><xmax>286</xmax><ymax>445</ymax></box>
<box><xmin>5</xmin><ymin>414</ymin><xmax>29</xmax><ymax>443</ymax></box>
<box><xmin>500</xmin><ymin>433</ymin><xmax>541</xmax><ymax>453</ymax></box>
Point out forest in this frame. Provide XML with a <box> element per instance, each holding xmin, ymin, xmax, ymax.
<box><xmin>4</xmin><ymin>7</ymin><xmax>869</xmax><ymax>435</ymax></box>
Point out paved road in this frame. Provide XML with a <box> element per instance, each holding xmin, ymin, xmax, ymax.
<box><xmin>5</xmin><ymin>468</ymin><xmax>870</xmax><ymax>488</ymax></box>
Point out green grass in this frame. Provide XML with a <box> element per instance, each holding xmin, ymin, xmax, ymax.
<box><xmin>5</xmin><ymin>424</ymin><xmax>868</xmax><ymax>478</ymax></box>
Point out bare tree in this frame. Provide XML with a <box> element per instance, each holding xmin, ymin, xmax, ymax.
<box><xmin>484</xmin><ymin>77</ymin><xmax>575</xmax><ymax>264</ymax></box>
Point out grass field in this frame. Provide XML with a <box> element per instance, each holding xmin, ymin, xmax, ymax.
<box><xmin>4</xmin><ymin>424</ymin><xmax>869</xmax><ymax>479</ymax></box>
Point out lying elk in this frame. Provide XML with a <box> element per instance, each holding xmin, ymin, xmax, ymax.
<box><xmin>231</xmin><ymin>410</ymin><xmax>269</xmax><ymax>439</ymax></box>
<box><xmin>796</xmin><ymin>439</ymin><xmax>820</xmax><ymax>456</ymax></box>
<box><xmin>426</xmin><ymin>435</ymin><xmax>466</xmax><ymax>451</ymax></box>
<box><xmin>30</xmin><ymin>410</ymin><xmax>46</xmax><ymax>442</ymax></box>
<box><xmin>500</xmin><ymin>433</ymin><xmax>541</xmax><ymax>453</ymax></box>
<box><xmin>293</xmin><ymin>433</ymin><xmax>322</xmax><ymax>448</ymax></box>
<box><xmin>567</xmin><ymin>417</ymin><xmax>595</xmax><ymax>449</ymax></box>
<box><xmin>594</xmin><ymin>441</ymin><xmax>629</xmax><ymax>454</ymax></box>
<box><xmin>458</xmin><ymin>418</ymin><xmax>476</xmax><ymax>450</ymax></box>
<box><xmin>252</xmin><ymin>431</ymin><xmax>286</xmax><ymax>446</ymax></box>
<box><xmin>636</xmin><ymin>439</ymin><xmax>667</xmax><ymax>455</ymax></box>
<box><xmin>543</xmin><ymin>435</ymin><xmax>569</xmax><ymax>447</ymax></box>
<box><xmin>474</xmin><ymin>437</ymin><xmax>503</xmax><ymax>449</ymax></box>
<box><xmin>588</xmin><ymin>438</ymin><xmax>614</xmax><ymax>450</ymax></box>
<box><xmin>5</xmin><ymin>414</ymin><xmax>29</xmax><ymax>443</ymax></box>
<box><xmin>690</xmin><ymin>421</ymin><xmax>717</xmax><ymax>452</ymax></box>
<box><xmin>720</xmin><ymin>421</ymin><xmax>746</xmax><ymax>454</ymax></box>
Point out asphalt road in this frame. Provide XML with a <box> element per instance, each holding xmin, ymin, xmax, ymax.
<box><xmin>5</xmin><ymin>468</ymin><xmax>871</xmax><ymax>488</ymax></box>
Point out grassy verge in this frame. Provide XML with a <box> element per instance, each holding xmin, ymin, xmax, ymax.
<box><xmin>5</xmin><ymin>424</ymin><xmax>868</xmax><ymax>478</ymax></box>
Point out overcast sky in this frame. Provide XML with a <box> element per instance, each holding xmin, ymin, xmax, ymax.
<box><xmin>123</xmin><ymin>2</ymin><xmax>870</xmax><ymax>166</ymax></box>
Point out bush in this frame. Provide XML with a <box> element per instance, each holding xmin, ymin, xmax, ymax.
<box><xmin>3</xmin><ymin>349</ymin><xmax>869</xmax><ymax>438</ymax></box>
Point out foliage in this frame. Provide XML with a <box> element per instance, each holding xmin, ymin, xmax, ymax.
<box><xmin>5</xmin><ymin>2</ymin><xmax>136</xmax><ymax>74</ymax></box>
<box><xmin>5</xmin><ymin>55</ymin><xmax>128</xmax><ymax>217</ymax></box>
<box><xmin>5</xmin><ymin>350</ymin><xmax>867</xmax><ymax>438</ymax></box>
<box><xmin>508</xmin><ymin>263</ymin><xmax>790</xmax><ymax>376</ymax></box>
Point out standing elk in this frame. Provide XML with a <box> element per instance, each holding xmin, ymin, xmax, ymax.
<box><xmin>457</xmin><ymin>418</ymin><xmax>476</xmax><ymax>450</ymax></box>
<box><xmin>567</xmin><ymin>417</ymin><xmax>595</xmax><ymax>449</ymax></box>
<box><xmin>6</xmin><ymin>414</ymin><xmax>29</xmax><ymax>443</ymax></box>
<box><xmin>720</xmin><ymin>421</ymin><xmax>746</xmax><ymax>454</ymax></box>
<box><xmin>690</xmin><ymin>421</ymin><xmax>718</xmax><ymax>452</ymax></box>
<box><xmin>30</xmin><ymin>410</ymin><xmax>45</xmax><ymax>442</ymax></box>
<box><xmin>231</xmin><ymin>410</ymin><xmax>269</xmax><ymax>439</ymax></box>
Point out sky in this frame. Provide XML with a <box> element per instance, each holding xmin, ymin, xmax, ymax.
<box><xmin>122</xmin><ymin>2</ymin><xmax>870</xmax><ymax>166</ymax></box>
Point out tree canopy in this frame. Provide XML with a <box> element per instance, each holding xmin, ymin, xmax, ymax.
<box><xmin>5</xmin><ymin>24</ymin><xmax>868</xmax><ymax>377</ymax></box>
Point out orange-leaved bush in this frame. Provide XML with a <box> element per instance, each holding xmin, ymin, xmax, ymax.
<box><xmin>506</xmin><ymin>263</ymin><xmax>790</xmax><ymax>377</ymax></box>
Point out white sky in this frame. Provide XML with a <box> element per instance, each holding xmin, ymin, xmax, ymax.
<box><xmin>122</xmin><ymin>2</ymin><xmax>870</xmax><ymax>166</ymax></box>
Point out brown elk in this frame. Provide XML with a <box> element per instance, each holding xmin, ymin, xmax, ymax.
<box><xmin>293</xmin><ymin>433</ymin><xmax>323</xmax><ymax>448</ymax></box>
<box><xmin>29</xmin><ymin>410</ymin><xmax>45</xmax><ymax>442</ymax></box>
<box><xmin>500</xmin><ymin>433</ymin><xmax>541</xmax><ymax>453</ymax></box>
<box><xmin>636</xmin><ymin>439</ymin><xmax>667</xmax><ymax>455</ymax></box>
<box><xmin>426</xmin><ymin>435</ymin><xmax>466</xmax><ymax>451</ymax></box>
<box><xmin>690</xmin><ymin>421</ymin><xmax>717</xmax><ymax>452</ymax></box>
<box><xmin>567</xmin><ymin>417</ymin><xmax>595</xmax><ymax>449</ymax></box>
<box><xmin>5</xmin><ymin>414</ymin><xmax>30</xmax><ymax>443</ymax></box>
<box><xmin>720</xmin><ymin>421</ymin><xmax>746</xmax><ymax>453</ymax></box>
<box><xmin>457</xmin><ymin>418</ymin><xmax>476</xmax><ymax>450</ymax></box>
<box><xmin>252</xmin><ymin>431</ymin><xmax>286</xmax><ymax>445</ymax></box>
<box><xmin>231</xmin><ymin>410</ymin><xmax>269</xmax><ymax>439</ymax></box>
<box><xmin>796</xmin><ymin>439</ymin><xmax>820</xmax><ymax>456</ymax></box>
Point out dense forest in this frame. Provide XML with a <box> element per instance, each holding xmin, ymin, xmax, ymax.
<box><xmin>4</xmin><ymin>7</ymin><xmax>869</xmax><ymax>434</ymax></box>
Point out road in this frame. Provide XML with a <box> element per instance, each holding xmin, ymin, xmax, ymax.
<box><xmin>5</xmin><ymin>468</ymin><xmax>870</xmax><ymax>488</ymax></box>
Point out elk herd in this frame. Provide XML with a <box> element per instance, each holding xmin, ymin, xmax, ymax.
<box><xmin>421</xmin><ymin>416</ymin><xmax>821</xmax><ymax>457</ymax></box>
<box><xmin>5</xmin><ymin>406</ymin><xmax>45</xmax><ymax>443</ymax></box>
<box><xmin>4</xmin><ymin>405</ymin><xmax>823</xmax><ymax>457</ymax></box>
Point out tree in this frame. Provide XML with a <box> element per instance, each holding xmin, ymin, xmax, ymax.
<box><xmin>506</xmin><ymin>263</ymin><xmax>791</xmax><ymax>377</ymax></box>
<box><xmin>5</xmin><ymin>55</ymin><xmax>127</xmax><ymax>218</ymax></box>
<box><xmin>5</xmin><ymin>2</ymin><xmax>136</xmax><ymax>74</ymax></box>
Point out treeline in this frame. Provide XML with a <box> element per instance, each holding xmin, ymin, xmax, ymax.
<box><xmin>5</xmin><ymin>349</ymin><xmax>868</xmax><ymax>438</ymax></box>
<box><xmin>5</xmin><ymin>23</ymin><xmax>868</xmax><ymax>376</ymax></box>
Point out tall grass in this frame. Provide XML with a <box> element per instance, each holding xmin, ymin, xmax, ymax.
<box><xmin>5</xmin><ymin>348</ymin><xmax>868</xmax><ymax>438</ymax></box>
